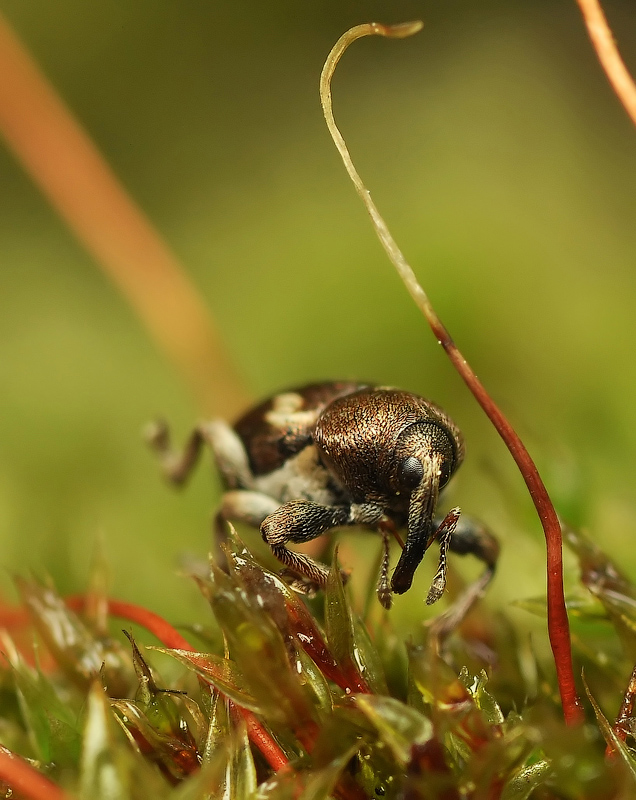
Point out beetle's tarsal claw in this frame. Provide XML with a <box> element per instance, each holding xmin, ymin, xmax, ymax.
<box><xmin>377</xmin><ymin>584</ymin><xmax>393</xmax><ymax>609</ymax></box>
<box><xmin>426</xmin><ymin>575</ymin><xmax>446</xmax><ymax>605</ymax></box>
<box><xmin>278</xmin><ymin>569</ymin><xmax>320</xmax><ymax>597</ymax></box>
<box><xmin>425</xmin><ymin>507</ymin><xmax>460</xmax><ymax>605</ymax></box>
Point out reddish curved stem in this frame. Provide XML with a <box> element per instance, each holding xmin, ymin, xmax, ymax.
<box><xmin>0</xmin><ymin>594</ymin><xmax>289</xmax><ymax>773</ymax></box>
<box><xmin>437</xmin><ymin>329</ymin><xmax>583</xmax><ymax>724</ymax></box>
<box><xmin>0</xmin><ymin>746</ymin><xmax>71</xmax><ymax>800</ymax></box>
<box><xmin>320</xmin><ymin>22</ymin><xmax>584</xmax><ymax>726</ymax></box>
<box><xmin>85</xmin><ymin>596</ymin><xmax>290</xmax><ymax>771</ymax></box>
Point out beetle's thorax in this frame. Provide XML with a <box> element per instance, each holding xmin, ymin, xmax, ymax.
<box><xmin>313</xmin><ymin>387</ymin><xmax>461</xmax><ymax>508</ymax></box>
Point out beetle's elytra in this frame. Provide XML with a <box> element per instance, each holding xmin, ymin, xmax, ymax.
<box><xmin>148</xmin><ymin>381</ymin><xmax>498</xmax><ymax>609</ymax></box>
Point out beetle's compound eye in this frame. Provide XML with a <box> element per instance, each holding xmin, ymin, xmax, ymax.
<box><xmin>398</xmin><ymin>456</ymin><xmax>424</xmax><ymax>489</ymax></box>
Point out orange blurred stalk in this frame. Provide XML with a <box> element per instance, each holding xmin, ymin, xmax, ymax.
<box><xmin>576</xmin><ymin>0</ymin><xmax>636</xmax><ymax>129</ymax></box>
<box><xmin>0</xmin><ymin>12</ymin><xmax>250</xmax><ymax>417</ymax></box>
<box><xmin>0</xmin><ymin>745</ymin><xmax>71</xmax><ymax>800</ymax></box>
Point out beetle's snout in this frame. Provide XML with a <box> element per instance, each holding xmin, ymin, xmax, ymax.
<box><xmin>390</xmin><ymin>451</ymin><xmax>442</xmax><ymax>595</ymax></box>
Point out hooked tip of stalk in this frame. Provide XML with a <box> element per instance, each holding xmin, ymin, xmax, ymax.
<box><xmin>372</xmin><ymin>21</ymin><xmax>424</xmax><ymax>39</ymax></box>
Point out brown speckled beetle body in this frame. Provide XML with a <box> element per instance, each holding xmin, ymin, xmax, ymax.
<box><xmin>149</xmin><ymin>382</ymin><xmax>498</xmax><ymax>608</ymax></box>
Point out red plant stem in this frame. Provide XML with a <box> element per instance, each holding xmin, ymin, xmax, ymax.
<box><xmin>240</xmin><ymin>710</ymin><xmax>289</xmax><ymax>772</ymax></box>
<box><xmin>320</xmin><ymin>22</ymin><xmax>584</xmax><ymax>726</ymax></box>
<box><xmin>432</xmin><ymin>324</ymin><xmax>584</xmax><ymax>725</ymax></box>
<box><xmin>82</xmin><ymin>596</ymin><xmax>194</xmax><ymax>650</ymax></box>
<box><xmin>0</xmin><ymin>745</ymin><xmax>71</xmax><ymax>800</ymax></box>
<box><xmin>67</xmin><ymin>596</ymin><xmax>289</xmax><ymax>772</ymax></box>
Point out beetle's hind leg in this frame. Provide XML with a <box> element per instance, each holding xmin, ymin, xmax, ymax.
<box><xmin>146</xmin><ymin>419</ymin><xmax>254</xmax><ymax>490</ymax></box>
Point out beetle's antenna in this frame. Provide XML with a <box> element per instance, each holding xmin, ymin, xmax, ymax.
<box><xmin>320</xmin><ymin>22</ymin><xmax>583</xmax><ymax>725</ymax></box>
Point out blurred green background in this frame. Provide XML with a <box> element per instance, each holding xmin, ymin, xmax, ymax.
<box><xmin>0</xmin><ymin>1</ymin><xmax>635</xmax><ymax>641</ymax></box>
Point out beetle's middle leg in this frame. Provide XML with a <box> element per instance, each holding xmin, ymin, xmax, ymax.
<box><xmin>261</xmin><ymin>500</ymin><xmax>385</xmax><ymax>592</ymax></box>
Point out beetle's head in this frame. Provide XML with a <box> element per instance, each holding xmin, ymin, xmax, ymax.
<box><xmin>390</xmin><ymin>421</ymin><xmax>461</xmax><ymax>595</ymax></box>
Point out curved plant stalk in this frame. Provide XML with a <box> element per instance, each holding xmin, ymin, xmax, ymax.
<box><xmin>76</xmin><ymin>596</ymin><xmax>291</xmax><ymax>772</ymax></box>
<box><xmin>576</xmin><ymin>0</ymin><xmax>636</xmax><ymax>128</ymax></box>
<box><xmin>0</xmin><ymin>593</ymin><xmax>289</xmax><ymax>773</ymax></box>
<box><xmin>0</xmin><ymin>745</ymin><xmax>71</xmax><ymax>800</ymax></box>
<box><xmin>0</xmin><ymin>12</ymin><xmax>250</xmax><ymax>417</ymax></box>
<box><xmin>320</xmin><ymin>22</ymin><xmax>584</xmax><ymax>725</ymax></box>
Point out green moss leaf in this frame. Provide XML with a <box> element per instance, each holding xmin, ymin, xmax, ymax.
<box><xmin>501</xmin><ymin>760</ymin><xmax>551</xmax><ymax>800</ymax></box>
<box><xmin>149</xmin><ymin>648</ymin><xmax>261</xmax><ymax>716</ymax></box>
<box><xmin>354</xmin><ymin>694</ymin><xmax>433</xmax><ymax>765</ymax></box>
<box><xmin>206</xmin><ymin>566</ymin><xmax>315</xmax><ymax>730</ymax></box>
<box><xmin>80</xmin><ymin>682</ymin><xmax>170</xmax><ymax>800</ymax></box>
<box><xmin>16</xmin><ymin>576</ymin><xmax>132</xmax><ymax>696</ymax></box>
<box><xmin>12</xmin><ymin>658</ymin><xmax>82</xmax><ymax>768</ymax></box>
<box><xmin>458</xmin><ymin>667</ymin><xmax>504</xmax><ymax>725</ymax></box>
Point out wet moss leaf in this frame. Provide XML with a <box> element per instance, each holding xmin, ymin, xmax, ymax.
<box><xmin>501</xmin><ymin>759</ymin><xmax>551</xmax><ymax>800</ymax></box>
<box><xmin>17</xmin><ymin>577</ymin><xmax>104</xmax><ymax>683</ymax></box>
<box><xmin>16</xmin><ymin>576</ymin><xmax>131</xmax><ymax>696</ymax></box>
<box><xmin>324</xmin><ymin>552</ymin><xmax>370</xmax><ymax>694</ymax></box>
<box><xmin>80</xmin><ymin>682</ymin><xmax>169</xmax><ymax>800</ymax></box>
<box><xmin>150</xmin><ymin>648</ymin><xmax>261</xmax><ymax>716</ymax></box>
<box><xmin>112</xmin><ymin>699</ymin><xmax>200</xmax><ymax>780</ymax></box>
<box><xmin>124</xmin><ymin>633</ymin><xmax>200</xmax><ymax>753</ymax></box>
<box><xmin>299</xmin><ymin>742</ymin><xmax>360</xmax><ymax>800</ymax></box>
<box><xmin>208</xmin><ymin>566</ymin><xmax>315</xmax><ymax>729</ymax></box>
<box><xmin>325</xmin><ymin>551</ymin><xmax>355</xmax><ymax>669</ymax></box>
<box><xmin>459</xmin><ymin>667</ymin><xmax>504</xmax><ymax>725</ymax></box>
<box><xmin>355</xmin><ymin>694</ymin><xmax>433</xmax><ymax>764</ymax></box>
<box><xmin>352</xmin><ymin>616</ymin><xmax>388</xmax><ymax>696</ymax></box>
<box><xmin>294</xmin><ymin>646</ymin><xmax>332</xmax><ymax>716</ymax></box>
<box><xmin>228</xmin><ymin>545</ymin><xmax>346</xmax><ymax>693</ymax></box>
<box><xmin>583</xmin><ymin>674</ymin><xmax>636</xmax><ymax>784</ymax></box>
<box><xmin>408</xmin><ymin>644</ymin><xmax>472</xmax><ymax>710</ymax></box>
<box><xmin>228</xmin><ymin>719</ymin><xmax>257</xmax><ymax>800</ymax></box>
<box><xmin>12</xmin><ymin>659</ymin><xmax>82</xmax><ymax>768</ymax></box>
<box><xmin>167</xmin><ymin>746</ymin><xmax>230</xmax><ymax>800</ymax></box>
<box><xmin>256</xmin><ymin>769</ymin><xmax>303</xmax><ymax>800</ymax></box>
<box><xmin>201</xmin><ymin>689</ymin><xmax>228</xmax><ymax>766</ymax></box>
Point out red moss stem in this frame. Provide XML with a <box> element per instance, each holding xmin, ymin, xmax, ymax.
<box><xmin>92</xmin><ymin>596</ymin><xmax>290</xmax><ymax>771</ymax></box>
<box><xmin>235</xmin><ymin>709</ymin><xmax>289</xmax><ymax>772</ymax></box>
<box><xmin>320</xmin><ymin>22</ymin><xmax>584</xmax><ymax>726</ymax></box>
<box><xmin>0</xmin><ymin>594</ymin><xmax>289</xmax><ymax>773</ymax></box>
<box><xmin>437</xmin><ymin>327</ymin><xmax>584</xmax><ymax>725</ymax></box>
<box><xmin>0</xmin><ymin>746</ymin><xmax>71</xmax><ymax>800</ymax></box>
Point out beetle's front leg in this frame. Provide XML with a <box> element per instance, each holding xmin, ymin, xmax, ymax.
<box><xmin>261</xmin><ymin>500</ymin><xmax>384</xmax><ymax>592</ymax></box>
<box><xmin>429</xmin><ymin>515</ymin><xmax>500</xmax><ymax>641</ymax></box>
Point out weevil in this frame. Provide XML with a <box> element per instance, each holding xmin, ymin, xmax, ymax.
<box><xmin>148</xmin><ymin>382</ymin><xmax>498</xmax><ymax>609</ymax></box>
